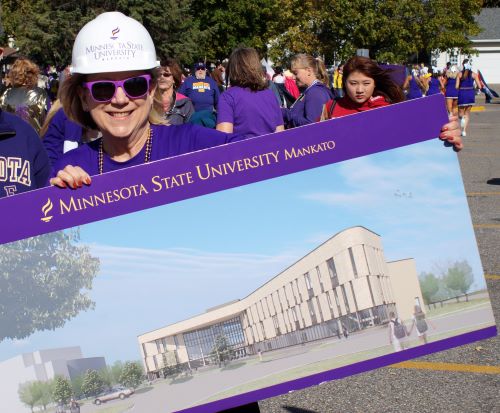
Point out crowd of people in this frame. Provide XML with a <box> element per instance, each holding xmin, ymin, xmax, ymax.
<box><xmin>0</xmin><ymin>11</ymin><xmax>464</xmax><ymax>199</ymax></box>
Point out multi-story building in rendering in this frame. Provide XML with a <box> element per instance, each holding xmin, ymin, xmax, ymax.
<box><xmin>138</xmin><ymin>226</ymin><xmax>423</xmax><ymax>379</ymax></box>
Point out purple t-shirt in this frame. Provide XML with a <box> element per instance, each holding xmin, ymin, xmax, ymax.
<box><xmin>52</xmin><ymin>123</ymin><xmax>244</xmax><ymax>177</ymax></box>
<box><xmin>217</xmin><ymin>86</ymin><xmax>283</xmax><ymax>138</ymax></box>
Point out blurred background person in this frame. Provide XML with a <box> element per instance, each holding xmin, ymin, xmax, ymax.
<box><xmin>424</xmin><ymin>67</ymin><xmax>444</xmax><ymax>96</ymax></box>
<box><xmin>444</xmin><ymin>65</ymin><xmax>459</xmax><ymax>116</ymax></box>
<box><xmin>403</xmin><ymin>64</ymin><xmax>425</xmax><ymax>100</ymax></box>
<box><xmin>0</xmin><ymin>57</ymin><xmax>50</xmax><ymax>134</ymax></box>
<box><xmin>456</xmin><ymin>59</ymin><xmax>479</xmax><ymax>137</ymax></box>
<box><xmin>281</xmin><ymin>54</ymin><xmax>333</xmax><ymax>128</ymax></box>
<box><xmin>155</xmin><ymin>57</ymin><xmax>194</xmax><ymax>125</ymax></box>
<box><xmin>179</xmin><ymin>61</ymin><xmax>220</xmax><ymax>128</ymax></box>
<box><xmin>216</xmin><ymin>47</ymin><xmax>283</xmax><ymax>137</ymax></box>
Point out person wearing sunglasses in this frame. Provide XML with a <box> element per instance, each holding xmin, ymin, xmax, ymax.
<box><xmin>50</xmin><ymin>12</ymin><xmax>246</xmax><ymax>189</ymax></box>
<box><xmin>154</xmin><ymin>57</ymin><xmax>194</xmax><ymax>125</ymax></box>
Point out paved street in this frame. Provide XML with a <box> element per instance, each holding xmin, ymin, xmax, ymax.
<box><xmin>79</xmin><ymin>305</ymin><xmax>493</xmax><ymax>413</ymax></box>
<box><xmin>259</xmin><ymin>94</ymin><xmax>500</xmax><ymax>413</ymax></box>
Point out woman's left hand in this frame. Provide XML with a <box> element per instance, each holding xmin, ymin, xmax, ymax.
<box><xmin>439</xmin><ymin>115</ymin><xmax>463</xmax><ymax>152</ymax></box>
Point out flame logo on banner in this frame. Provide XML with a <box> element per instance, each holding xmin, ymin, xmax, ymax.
<box><xmin>111</xmin><ymin>27</ymin><xmax>120</xmax><ymax>40</ymax></box>
<box><xmin>41</xmin><ymin>198</ymin><xmax>54</xmax><ymax>223</ymax></box>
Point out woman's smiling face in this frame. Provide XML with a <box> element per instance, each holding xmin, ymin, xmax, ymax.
<box><xmin>80</xmin><ymin>70</ymin><xmax>155</xmax><ymax>140</ymax></box>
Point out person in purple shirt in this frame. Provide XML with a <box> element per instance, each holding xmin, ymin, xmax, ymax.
<box><xmin>40</xmin><ymin>101</ymin><xmax>96</xmax><ymax>167</ymax></box>
<box><xmin>281</xmin><ymin>54</ymin><xmax>333</xmax><ymax>128</ymax></box>
<box><xmin>50</xmin><ymin>12</ymin><xmax>242</xmax><ymax>189</ymax></box>
<box><xmin>0</xmin><ymin>109</ymin><xmax>50</xmax><ymax>198</ymax></box>
<box><xmin>216</xmin><ymin>47</ymin><xmax>284</xmax><ymax>138</ymax></box>
<box><xmin>178</xmin><ymin>62</ymin><xmax>220</xmax><ymax>128</ymax></box>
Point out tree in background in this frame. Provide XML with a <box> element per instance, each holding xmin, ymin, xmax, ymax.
<box><xmin>266</xmin><ymin>0</ymin><xmax>483</xmax><ymax>65</ymax></box>
<box><xmin>419</xmin><ymin>272</ymin><xmax>440</xmax><ymax>304</ymax></box>
<box><xmin>444</xmin><ymin>260</ymin><xmax>474</xmax><ymax>299</ymax></box>
<box><xmin>18</xmin><ymin>381</ymin><xmax>43</xmax><ymax>413</ymax></box>
<box><xmin>0</xmin><ymin>229</ymin><xmax>99</xmax><ymax>342</ymax></box>
<box><xmin>99</xmin><ymin>360</ymin><xmax>125</xmax><ymax>387</ymax></box>
<box><xmin>190</xmin><ymin>0</ymin><xmax>274</xmax><ymax>61</ymax></box>
<box><xmin>81</xmin><ymin>369</ymin><xmax>105</xmax><ymax>398</ymax></box>
<box><xmin>119</xmin><ymin>361</ymin><xmax>144</xmax><ymax>389</ymax></box>
<box><xmin>1</xmin><ymin>0</ymin><xmax>206</xmax><ymax>66</ymax></box>
<box><xmin>52</xmin><ymin>376</ymin><xmax>72</xmax><ymax>406</ymax></box>
<box><xmin>210</xmin><ymin>335</ymin><xmax>235</xmax><ymax>367</ymax></box>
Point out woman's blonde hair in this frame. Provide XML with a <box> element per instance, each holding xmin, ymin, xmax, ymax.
<box><xmin>291</xmin><ymin>54</ymin><xmax>329</xmax><ymax>87</ymax></box>
<box><xmin>8</xmin><ymin>57</ymin><xmax>40</xmax><ymax>88</ymax></box>
<box><xmin>59</xmin><ymin>70</ymin><xmax>165</xmax><ymax>130</ymax></box>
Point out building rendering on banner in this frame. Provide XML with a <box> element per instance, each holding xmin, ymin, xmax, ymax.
<box><xmin>138</xmin><ymin>227</ymin><xmax>424</xmax><ymax>378</ymax></box>
<box><xmin>1</xmin><ymin>346</ymin><xmax>106</xmax><ymax>413</ymax></box>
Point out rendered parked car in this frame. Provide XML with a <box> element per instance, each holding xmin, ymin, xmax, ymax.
<box><xmin>93</xmin><ymin>386</ymin><xmax>134</xmax><ymax>405</ymax></box>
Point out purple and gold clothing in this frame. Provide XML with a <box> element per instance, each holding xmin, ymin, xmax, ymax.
<box><xmin>0</xmin><ymin>110</ymin><xmax>50</xmax><ymax>198</ymax></box>
<box><xmin>52</xmin><ymin>123</ymin><xmax>244</xmax><ymax>177</ymax></box>
<box><xmin>178</xmin><ymin>76</ymin><xmax>220</xmax><ymax>112</ymax></box>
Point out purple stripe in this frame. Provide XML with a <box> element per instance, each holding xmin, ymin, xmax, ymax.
<box><xmin>177</xmin><ymin>325</ymin><xmax>497</xmax><ymax>413</ymax></box>
<box><xmin>0</xmin><ymin>94</ymin><xmax>448</xmax><ymax>245</ymax></box>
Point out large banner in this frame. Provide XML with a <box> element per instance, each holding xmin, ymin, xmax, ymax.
<box><xmin>0</xmin><ymin>95</ymin><xmax>496</xmax><ymax>413</ymax></box>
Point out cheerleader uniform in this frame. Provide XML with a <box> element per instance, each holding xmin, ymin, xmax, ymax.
<box><xmin>427</xmin><ymin>77</ymin><xmax>441</xmax><ymax>96</ymax></box>
<box><xmin>445</xmin><ymin>76</ymin><xmax>458</xmax><ymax>99</ymax></box>
<box><xmin>458</xmin><ymin>72</ymin><xmax>475</xmax><ymax>106</ymax></box>
<box><xmin>407</xmin><ymin>75</ymin><xmax>423</xmax><ymax>100</ymax></box>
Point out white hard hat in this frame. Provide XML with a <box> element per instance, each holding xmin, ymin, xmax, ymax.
<box><xmin>71</xmin><ymin>12</ymin><xmax>158</xmax><ymax>74</ymax></box>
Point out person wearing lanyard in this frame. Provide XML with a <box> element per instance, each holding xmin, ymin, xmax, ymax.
<box><xmin>281</xmin><ymin>54</ymin><xmax>333</xmax><ymax>128</ymax></box>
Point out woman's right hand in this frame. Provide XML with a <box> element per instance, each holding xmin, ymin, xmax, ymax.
<box><xmin>50</xmin><ymin>165</ymin><xmax>92</xmax><ymax>189</ymax></box>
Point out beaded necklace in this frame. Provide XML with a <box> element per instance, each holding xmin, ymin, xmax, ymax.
<box><xmin>98</xmin><ymin>127</ymin><xmax>153</xmax><ymax>175</ymax></box>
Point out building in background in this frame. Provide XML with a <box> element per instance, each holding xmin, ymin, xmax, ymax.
<box><xmin>1</xmin><ymin>346</ymin><xmax>106</xmax><ymax>413</ymax></box>
<box><xmin>436</xmin><ymin>8</ymin><xmax>500</xmax><ymax>83</ymax></box>
<box><xmin>138</xmin><ymin>226</ymin><xmax>423</xmax><ymax>379</ymax></box>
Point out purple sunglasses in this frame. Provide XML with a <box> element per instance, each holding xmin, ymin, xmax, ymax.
<box><xmin>82</xmin><ymin>74</ymin><xmax>152</xmax><ymax>102</ymax></box>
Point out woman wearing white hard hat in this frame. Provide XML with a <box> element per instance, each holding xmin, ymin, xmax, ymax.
<box><xmin>50</xmin><ymin>12</ymin><xmax>243</xmax><ymax>188</ymax></box>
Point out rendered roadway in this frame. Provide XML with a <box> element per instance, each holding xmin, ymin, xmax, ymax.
<box><xmin>259</xmin><ymin>94</ymin><xmax>500</xmax><ymax>413</ymax></box>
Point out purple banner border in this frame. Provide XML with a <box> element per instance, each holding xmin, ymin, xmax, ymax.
<box><xmin>1</xmin><ymin>95</ymin><xmax>448</xmax><ymax>245</ymax></box>
<box><xmin>179</xmin><ymin>325</ymin><xmax>497</xmax><ymax>412</ymax></box>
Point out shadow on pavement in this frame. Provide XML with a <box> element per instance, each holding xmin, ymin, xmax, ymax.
<box><xmin>282</xmin><ymin>406</ymin><xmax>318</xmax><ymax>413</ymax></box>
<box><xmin>169</xmin><ymin>375</ymin><xmax>194</xmax><ymax>385</ymax></box>
<box><xmin>221</xmin><ymin>361</ymin><xmax>246</xmax><ymax>371</ymax></box>
<box><xmin>135</xmin><ymin>386</ymin><xmax>153</xmax><ymax>395</ymax></box>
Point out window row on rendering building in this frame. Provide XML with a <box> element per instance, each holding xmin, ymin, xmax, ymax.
<box><xmin>138</xmin><ymin>226</ymin><xmax>423</xmax><ymax>378</ymax></box>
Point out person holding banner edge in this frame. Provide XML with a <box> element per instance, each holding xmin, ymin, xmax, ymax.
<box><xmin>50</xmin><ymin>12</ymin><xmax>245</xmax><ymax>189</ymax></box>
<box><xmin>321</xmin><ymin>56</ymin><xmax>462</xmax><ymax>151</ymax></box>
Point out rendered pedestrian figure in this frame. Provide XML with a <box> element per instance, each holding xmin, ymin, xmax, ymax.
<box><xmin>388</xmin><ymin>311</ymin><xmax>408</xmax><ymax>352</ymax></box>
<box><xmin>408</xmin><ymin>305</ymin><xmax>435</xmax><ymax>345</ymax></box>
<box><xmin>342</xmin><ymin>322</ymin><xmax>348</xmax><ymax>339</ymax></box>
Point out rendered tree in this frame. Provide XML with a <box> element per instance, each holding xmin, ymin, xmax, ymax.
<box><xmin>119</xmin><ymin>361</ymin><xmax>144</xmax><ymax>389</ymax></box>
<box><xmin>35</xmin><ymin>380</ymin><xmax>54</xmax><ymax>411</ymax></box>
<box><xmin>0</xmin><ymin>229</ymin><xmax>99</xmax><ymax>342</ymax></box>
<box><xmin>52</xmin><ymin>376</ymin><xmax>72</xmax><ymax>406</ymax></box>
<box><xmin>419</xmin><ymin>272</ymin><xmax>440</xmax><ymax>304</ymax></box>
<box><xmin>81</xmin><ymin>369</ymin><xmax>105</xmax><ymax>397</ymax></box>
<box><xmin>18</xmin><ymin>381</ymin><xmax>42</xmax><ymax>413</ymax></box>
<box><xmin>444</xmin><ymin>260</ymin><xmax>474</xmax><ymax>298</ymax></box>
<box><xmin>210</xmin><ymin>335</ymin><xmax>235</xmax><ymax>366</ymax></box>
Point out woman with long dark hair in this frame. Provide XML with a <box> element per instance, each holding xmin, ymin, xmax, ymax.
<box><xmin>320</xmin><ymin>56</ymin><xmax>462</xmax><ymax>151</ymax></box>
